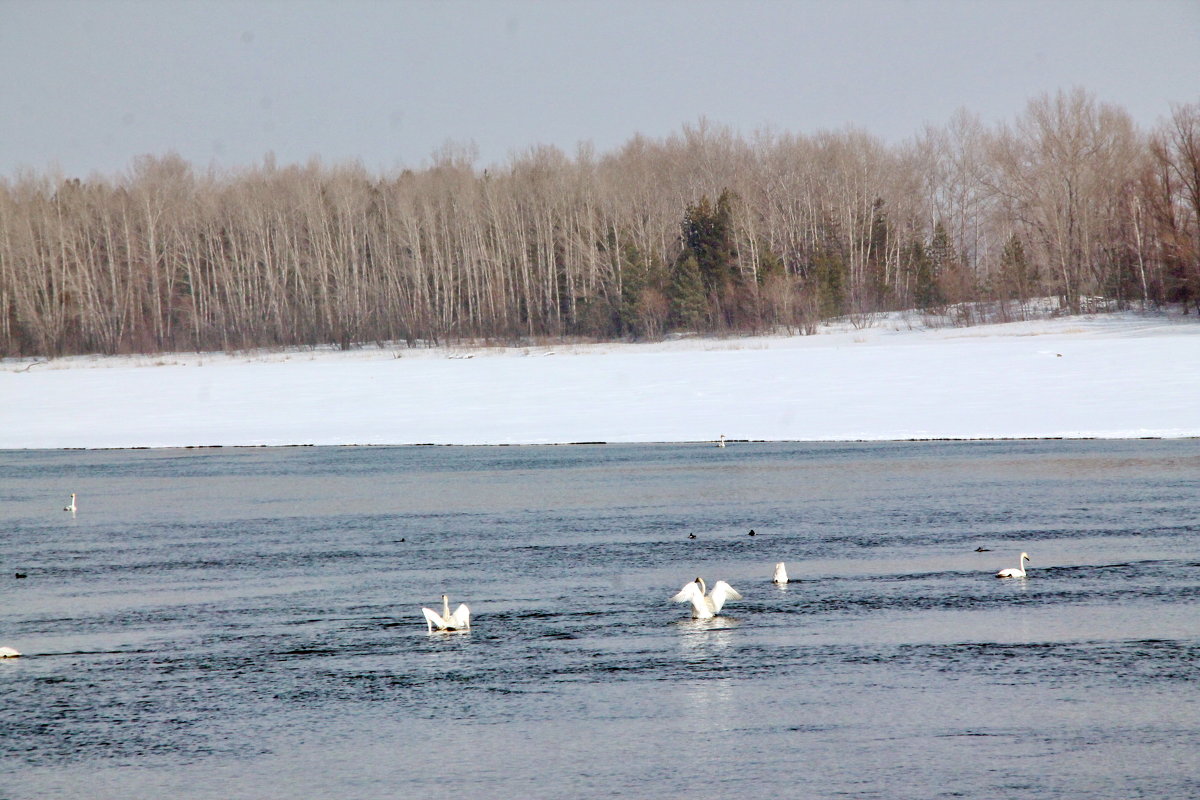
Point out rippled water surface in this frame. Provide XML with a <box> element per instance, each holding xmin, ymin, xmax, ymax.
<box><xmin>2</xmin><ymin>440</ymin><xmax>1198</xmax><ymax>799</ymax></box>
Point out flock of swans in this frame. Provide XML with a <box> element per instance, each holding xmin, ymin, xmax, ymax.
<box><xmin>418</xmin><ymin>550</ymin><xmax>1032</xmax><ymax>633</ymax></box>
<box><xmin>0</xmin><ymin>494</ymin><xmax>1034</xmax><ymax>655</ymax></box>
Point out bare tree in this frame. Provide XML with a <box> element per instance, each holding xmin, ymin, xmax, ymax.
<box><xmin>0</xmin><ymin>93</ymin><xmax>1193</xmax><ymax>357</ymax></box>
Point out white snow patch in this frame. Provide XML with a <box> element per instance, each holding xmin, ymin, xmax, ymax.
<box><xmin>2</xmin><ymin>312</ymin><xmax>1198</xmax><ymax>449</ymax></box>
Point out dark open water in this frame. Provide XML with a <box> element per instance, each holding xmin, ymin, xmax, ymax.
<box><xmin>1</xmin><ymin>440</ymin><xmax>1198</xmax><ymax>799</ymax></box>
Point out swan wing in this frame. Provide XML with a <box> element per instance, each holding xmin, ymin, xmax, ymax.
<box><xmin>996</xmin><ymin>568</ymin><xmax>1023</xmax><ymax>578</ymax></box>
<box><xmin>449</xmin><ymin>603</ymin><xmax>471</xmax><ymax>629</ymax></box>
<box><xmin>709</xmin><ymin>581</ymin><xmax>742</xmax><ymax>612</ymax></box>
<box><xmin>422</xmin><ymin>607</ymin><xmax>447</xmax><ymax>631</ymax></box>
<box><xmin>773</xmin><ymin>563</ymin><xmax>789</xmax><ymax>583</ymax></box>
<box><xmin>671</xmin><ymin>582</ymin><xmax>701</xmax><ymax>604</ymax></box>
<box><xmin>671</xmin><ymin>582</ymin><xmax>711</xmax><ymax>617</ymax></box>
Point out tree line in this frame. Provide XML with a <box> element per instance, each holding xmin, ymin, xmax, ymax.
<box><xmin>1</xmin><ymin>88</ymin><xmax>1197</xmax><ymax>358</ymax></box>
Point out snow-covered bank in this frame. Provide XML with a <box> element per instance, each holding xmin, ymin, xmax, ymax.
<box><xmin>2</xmin><ymin>312</ymin><xmax>1198</xmax><ymax>450</ymax></box>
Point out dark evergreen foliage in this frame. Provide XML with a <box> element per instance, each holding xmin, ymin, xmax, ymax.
<box><xmin>669</xmin><ymin>253</ymin><xmax>707</xmax><ymax>330</ymax></box>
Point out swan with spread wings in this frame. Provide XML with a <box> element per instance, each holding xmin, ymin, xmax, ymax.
<box><xmin>422</xmin><ymin>594</ymin><xmax>471</xmax><ymax>632</ymax></box>
<box><xmin>671</xmin><ymin>577</ymin><xmax>742</xmax><ymax>619</ymax></box>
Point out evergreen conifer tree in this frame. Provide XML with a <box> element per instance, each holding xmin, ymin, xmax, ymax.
<box><xmin>909</xmin><ymin>239</ymin><xmax>941</xmax><ymax>310</ymax></box>
<box><xmin>669</xmin><ymin>253</ymin><xmax>707</xmax><ymax>330</ymax></box>
<box><xmin>866</xmin><ymin>198</ymin><xmax>892</xmax><ymax>307</ymax></box>
<box><xmin>681</xmin><ymin>190</ymin><xmax>738</xmax><ymax>294</ymax></box>
<box><xmin>814</xmin><ymin>251</ymin><xmax>847</xmax><ymax>318</ymax></box>
<box><xmin>929</xmin><ymin>222</ymin><xmax>956</xmax><ymax>275</ymax></box>
<box><xmin>757</xmin><ymin>248</ymin><xmax>785</xmax><ymax>284</ymax></box>
<box><xmin>999</xmin><ymin>233</ymin><xmax>1037</xmax><ymax>301</ymax></box>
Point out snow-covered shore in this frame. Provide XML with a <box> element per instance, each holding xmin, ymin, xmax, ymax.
<box><xmin>2</xmin><ymin>311</ymin><xmax>1198</xmax><ymax>450</ymax></box>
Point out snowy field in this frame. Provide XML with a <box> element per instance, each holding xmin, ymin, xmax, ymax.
<box><xmin>2</xmin><ymin>311</ymin><xmax>1198</xmax><ymax>450</ymax></box>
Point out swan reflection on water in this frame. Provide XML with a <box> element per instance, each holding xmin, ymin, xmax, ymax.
<box><xmin>674</xmin><ymin>616</ymin><xmax>739</xmax><ymax>633</ymax></box>
<box><xmin>675</xmin><ymin>617</ymin><xmax>738</xmax><ymax>655</ymax></box>
<box><xmin>681</xmin><ymin>666</ymin><xmax>736</xmax><ymax>713</ymax></box>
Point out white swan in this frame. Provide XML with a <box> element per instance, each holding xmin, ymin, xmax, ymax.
<box><xmin>422</xmin><ymin>594</ymin><xmax>471</xmax><ymax>632</ymax></box>
<box><xmin>996</xmin><ymin>552</ymin><xmax>1031</xmax><ymax>578</ymax></box>
<box><xmin>0</xmin><ymin>646</ymin><xmax>20</xmax><ymax>658</ymax></box>
<box><xmin>672</xmin><ymin>577</ymin><xmax>742</xmax><ymax>619</ymax></box>
<box><xmin>717</xmin><ymin>434</ymin><xmax>726</xmax><ymax>448</ymax></box>
<box><xmin>772</xmin><ymin>562</ymin><xmax>789</xmax><ymax>584</ymax></box>
<box><xmin>64</xmin><ymin>493</ymin><xmax>76</xmax><ymax>513</ymax></box>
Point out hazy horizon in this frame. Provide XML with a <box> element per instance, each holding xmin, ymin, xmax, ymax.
<box><xmin>3</xmin><ymin>0</ymin><xmax>1197</xmax><ymax>179</ymax></box>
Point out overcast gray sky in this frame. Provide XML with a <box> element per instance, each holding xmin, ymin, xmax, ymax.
<box><xmin>2</xmin><ymin>0</ymin><xmax>1198</xmax><ymax>179</ymax></box>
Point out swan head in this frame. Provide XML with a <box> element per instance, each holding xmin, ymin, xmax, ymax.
<box><xmin>1020</xmin><ymin>552</ymin><xmax>1030</xmax><ymax>562</ymax></box>
<box><xmin>694</xmin><ymin>577</ymin><xmax>706</xmax><ymax>595</ymax></box>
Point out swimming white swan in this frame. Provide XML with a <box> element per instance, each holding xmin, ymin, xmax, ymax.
<box><xmin>772</xmin><ymin>562</ymin><xmax>789</xmax><ymax>584</ymax></box>
<box><xmin>996</xmin><ymin>552</ymin><xmax>1031</xmax><ymax>578</ymax></box>
<box><xmin>0</xmin><ymin>646</ymin><xmax>20</xmax><ymax>658</ymax></box>
<box><xmin>422</xmin><ymin>594</ymin><xmax>471</xmax><ymax>632</ymax></box>
<box><xmin>717</xmin><ymin>434</ymin><xmax>726</xmax><ymax>448</ymax></box>
<box><xmin>672</xmin><ymin>577</ymin><xmax>742</xmax><ymax>619</ymax></box>
<box><xmin>64</xmin><ymin>493</ymin><xmax>76</xmax><ymax>513</ymax></box>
